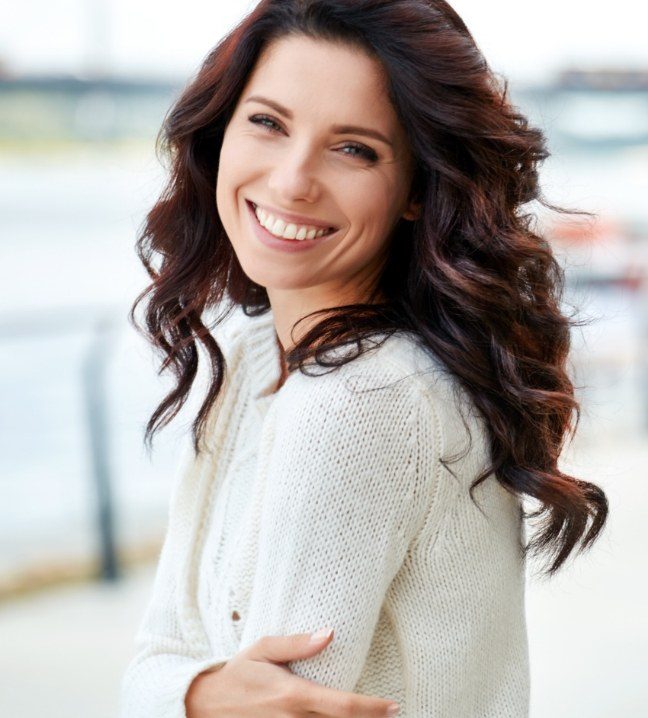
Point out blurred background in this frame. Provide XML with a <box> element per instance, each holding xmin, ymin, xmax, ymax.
<box><xmin>1</xmin><ymin>1</ymin><xmax>646</xmax><ymax>716</ymax></box>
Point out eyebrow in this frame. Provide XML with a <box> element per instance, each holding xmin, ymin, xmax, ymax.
<box><xmin>244</xmin><ymin>94</ymin><xmax>394</xmax><ymax>148</ymax></box>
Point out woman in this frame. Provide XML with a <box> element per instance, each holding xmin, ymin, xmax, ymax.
<box><xmin>120</xmin><ymin>1</ymin><xmax>609</xmax><ymax>716</ymax></box>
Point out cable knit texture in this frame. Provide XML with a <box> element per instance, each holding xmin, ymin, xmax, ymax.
<box><xmin>120</xmin><ymin>303</ymin><xmax>530</xmax><ymax>717</ymax></box>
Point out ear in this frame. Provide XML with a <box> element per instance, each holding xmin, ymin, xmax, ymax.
<box><xmin>401</xmin><ymin>177</ymin><xmax>424</xmax><ymax>221</ymax></box>
<box><xmin>402</xmin><ymin>197</ymin><xmax>422</xmax><ymax>221</ymax></box>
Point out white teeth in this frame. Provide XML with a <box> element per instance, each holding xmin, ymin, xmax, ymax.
<box><xmin>253</xmin><ymin>203</ymin><xmax>333</xmax><ymax>241</ymax></box>
<box><xmin>269</xmin><ymin>218</ymin><xmax>286</xmax><ymax>235</ymax></box>
<box><xmin>284</xmin><ymin>223</ymin><xmax>298</xmax><ymax>239</ymax></box>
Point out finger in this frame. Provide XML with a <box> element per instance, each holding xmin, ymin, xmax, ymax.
<box><xmin>297</xmin><ymin>679</ymin><xmax>399</xmax><ymax>718</ymax></box>
<box><xmin>245</xmin><ymin>629</ymin><xmax>334</xmax><ymax>664</ymax></box>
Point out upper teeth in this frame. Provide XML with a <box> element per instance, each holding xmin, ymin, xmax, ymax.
<box><xmin>253</xmin><ymin>204</ymin><xmax>333</xmax><ymax>240</ymax></box>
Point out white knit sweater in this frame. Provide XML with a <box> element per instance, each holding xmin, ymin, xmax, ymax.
<box><xmin>120</xmin><ymin>304</ymin><xmax>530</xmax><ymax>717</ymax></box>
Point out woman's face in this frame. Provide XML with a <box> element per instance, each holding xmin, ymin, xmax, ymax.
<box><xmin>216</xmin><ymin>34</ymin><xmax>420</xmax><ymax>307</ymax></box>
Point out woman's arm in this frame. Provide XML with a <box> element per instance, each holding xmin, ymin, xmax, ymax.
<box><xmin>119</xmin><ymin>536</ymin><xmax>232</xmax><ymax>717</ymax></box>
<box><xmin>119</xmin><ymin>441</ymin><xmax>234</xmax><ymax>718</ymax></box>
<box><xmin>120</xmin><ymin>301</ymin><xmax>249</xmax><ymax>718</ymax></box>
<box><xmin>236</xmin><ymin>364</ymin><xmax>440</xmax><ymax>693</ymax></box>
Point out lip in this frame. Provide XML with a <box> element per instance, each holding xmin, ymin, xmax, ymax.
<box><xmin>245</xmin><ymin>199</ymin><xmax>341</xmax><ymax>253</ymax></box>
<box><xmin>250</xmin><ymin>200</ymin><xmax>337</xmax><ymax>231</ymax></box>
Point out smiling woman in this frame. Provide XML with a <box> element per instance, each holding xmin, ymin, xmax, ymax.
<box><xmin>121</xmin><ymin>2</ymin><xmax>609</xmax><ymax>718</ymax></box>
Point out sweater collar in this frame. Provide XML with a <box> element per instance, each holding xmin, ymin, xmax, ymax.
<box><xmin>245</xmin><ymin>308</ymin><xmax>283</xmax><ymax>403</ymax></box>
<box><xmin>243</xmin><ymin>305</ymin><xmax>394</xmax><ymax>404</ymax></box>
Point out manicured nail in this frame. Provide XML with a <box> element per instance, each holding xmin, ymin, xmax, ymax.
<box><xmin>309</xmin><ymin>627</ymin><xmax>333</xmax><ymax>644</ymax></box>
<box><xmin>385</xmin><ymin>704</ymin><xmax>400</xmax><ymax>717</ymax></box>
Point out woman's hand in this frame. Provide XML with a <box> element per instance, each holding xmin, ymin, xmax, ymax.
<box><xmin>184</xmin><ymin>628</ymin><xmax>400</xmax><ymax>717</ymax></box>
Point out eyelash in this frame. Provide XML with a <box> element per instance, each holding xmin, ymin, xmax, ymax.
<box><xmin>248</xmin><ymin>114</ymin><xmax>379</xmax><ymax>163</ymax></box>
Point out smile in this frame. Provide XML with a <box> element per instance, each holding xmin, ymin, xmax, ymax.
<box><xmin>245</xmin><ymin>199</ymin><xmax>341</xmax><ymax>253</ymax></box>
<box><xmin>250</xmin><ymin>201</ymin><xmax>337</xmax><ymax>241</ymax></box>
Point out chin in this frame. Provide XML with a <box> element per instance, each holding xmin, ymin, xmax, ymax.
<box><xmin>261</xmin><ymin>276</ymin><xmax>315</xmax><ymax>291</ymax></box>
<box><xmin>235</xmin><ymin>260</ymin><xmax>292</xmax><ymax>288</ymax></box>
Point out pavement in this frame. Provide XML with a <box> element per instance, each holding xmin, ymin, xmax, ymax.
<box><xmin>0</xmin><ymin>434</ymin><xmax>646</xmax><ymax>718</ymax></box>
<box><xmin>0</xmin><ymin>561</ymin><xmax>156</xmax><ymax>718</ymax></box>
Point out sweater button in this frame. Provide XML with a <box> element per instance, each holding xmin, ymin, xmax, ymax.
<box><xmin>231</xmin><ymin>610</ymin><xmax>240</xmax><ymax>621</ymax></box>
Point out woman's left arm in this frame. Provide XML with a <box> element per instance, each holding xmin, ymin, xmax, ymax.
<box><xmin>237</xmin><ymin>366</ymin><xmax>441</xmax><ymax>693</ymax></box>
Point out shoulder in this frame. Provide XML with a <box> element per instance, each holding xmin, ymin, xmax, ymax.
<box><xmin>270</xmin><ymin>329</ymin><xmax>486</xmax><ymax>471</ymax></box>
<box><xmin>285</xmin><ymin>330</ymin><xmax>460</xmax><ymax>400</ymax></box>
<box><xmin>272</xmin><ymin>331</ymin><xmax>452</xmax><ymax>435</ymax></box>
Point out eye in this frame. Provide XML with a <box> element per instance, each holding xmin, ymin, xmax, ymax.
<box><xmin>248</xmin><ymin>114</ymin><xmax>283</xmax><ymax>134</ymax></box>
<box><xmin>338</xmin><ymin>143</ymin><xmax>378</xmax><ymax>162</ymax></box>
<box><xmin>247</xmin><ymin>114</ymin><xmax>378</xmax><ymax>163</ymax></box>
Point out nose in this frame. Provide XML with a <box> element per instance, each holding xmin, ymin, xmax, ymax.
<box><xmin>266</xmin><ymin>142</ymin><xmax>321</xmax><ymax>204</ymax></box>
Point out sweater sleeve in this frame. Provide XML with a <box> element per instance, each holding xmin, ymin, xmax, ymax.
<box><xmin>119</xmin><ymin>443</ymin><xmax>234</xmax><ymax>718</ymax></box>
<box><xmin>120</xmin><ymin>299</ymin><xmax>249</xmax><ymax>718</ymax></box>
<box><xmin>237</xmin><ymin>364</ymin><xmax>440</xmax><ymax>694</ymax></box>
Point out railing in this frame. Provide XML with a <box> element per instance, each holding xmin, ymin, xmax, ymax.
<box><xmin>0</xmin><ymin>304</ymin><xmax>125</xmax><ymax>583</ymax></box>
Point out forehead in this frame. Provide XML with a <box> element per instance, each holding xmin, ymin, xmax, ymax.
<box><xmin>242</xmin><ymin>34</ymin><xmax>401</xmax><ymax>131</ymax></box>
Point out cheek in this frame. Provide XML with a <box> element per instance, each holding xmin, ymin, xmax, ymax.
<box><xmin>339</xmin><ymin>175</ymin><xmax>400</xmax><ymax>235</ymax></box>
<box><xmin>216</xmin><ymin>135</ymin><xmax>256</xmax><ymax>227</ymax></box>
<box><xmin>347</xmin><ymin>156</ymin><xmax>400</xmax><ymax>198</ymax></box>
<box><xmin>219</xmin><ymin>124</ymin><xmax>267</xmax><ymax>178</ymax></box>
<box><xmin>218</xmin><ymin>134</ymin><xmax>248</xmax><ymax>190</ymax></box>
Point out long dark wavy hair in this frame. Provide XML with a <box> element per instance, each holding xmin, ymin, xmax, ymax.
<box><xmin>129</xmin><ymin>0</ymin><xmax>608</xmax><ymax>578</ymax></box>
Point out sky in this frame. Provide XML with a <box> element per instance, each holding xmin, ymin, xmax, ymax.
<box><xmin>1</xmin><ymin>0</ymin><xmax>647</xmax><ymax>86</ymax></box>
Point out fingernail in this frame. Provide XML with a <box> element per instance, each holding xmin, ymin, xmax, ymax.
<box><xmin>309</xmin><ymin>627</ymin><xmax>333</xmax><ymax>644</ymax></box>
<box><xmin>385</xmin><ymin>704</ymin><xmax>400</xmax><ymax>717</ymax></box>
